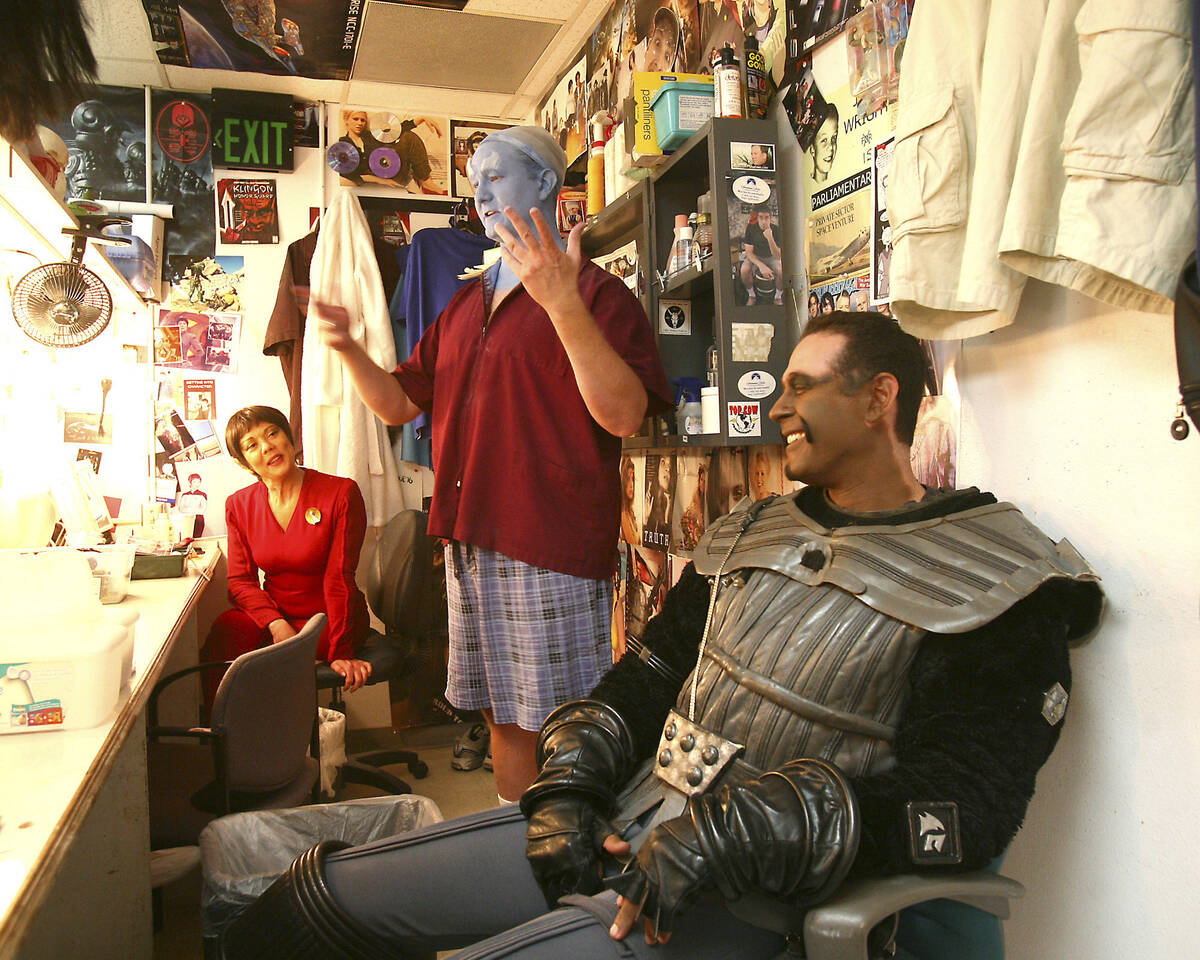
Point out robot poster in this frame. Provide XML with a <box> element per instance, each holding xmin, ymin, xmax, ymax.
<box><xmin>217</xmin><ymin>179</ymin><xmax>279</xmax><ymax>244</ymax></box>
<box><xmin>141</xmin><ymin>0</ymin><xmax>362</xmax><ymax>81</ymax></box>
<box><xmin>44</xmin><ymin>86</ymin><xmax>147</xmax><ymax>205</ymax></box>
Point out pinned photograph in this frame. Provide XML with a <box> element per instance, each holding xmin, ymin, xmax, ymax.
<box><xmin>154</xmin><ymin>451</ymin><xmax>178</xmax><ymax>505</ymax></box>
<box><xmin>331</xmin><ymin>108</ymin><xmax>450</xmax><ymax>195</ymax></box>
<box><xmin>727</xmin><ymin>175</ymin><xmax>783</xmax><ymax>307</ymax></box>
<box><xmin>153</xmin><ymin>324</ymin><xmax>182</xmax><ymax>365</ymax></box>
<box><xmin>155</xmin><ymin>410</ymin><xmax>194</xmax><ymax>456</ymax></box>
<box><xmin>63</xmin><ymin>411</ymin><xmax>114</xmax><ymax>445</ymax></box>
<box><xmin>731</xmin><ymin>141</ymin><xmax>775</xmax><ymax>172</ymax></box>
<box><xmin>76</xmin><ymin>448</ymin><xmax>103</xmax><ymax>473</ymax></box>
<box><xmin>183</xmin><ymin>378</ymin><xmax>216</xmax><ymax>421</ymax></box>
<box><xmin>450</xmin><ymin>120</ymin><xmax>507</xmax><ymax>198</ymax></box>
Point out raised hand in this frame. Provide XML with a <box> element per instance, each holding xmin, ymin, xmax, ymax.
<box><xmin>310</xmin><ymin>298</ymin><xmax>357</xmax><ymax>353</ymax></box>
<box><xmin>492</xmin><ymin>206</ymin><xmax>586</xmax><ymax>318</ymax></box>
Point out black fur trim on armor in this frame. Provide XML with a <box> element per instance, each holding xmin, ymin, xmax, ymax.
<box><xmin>589</xmin><ymin>563</ymin><xmax>711</xmax><ymax>761</ymax></box>
<box><xmin>849</xmin><ymin>577</ymin><xmax>1102</xmax><ymax>877</ymax></box>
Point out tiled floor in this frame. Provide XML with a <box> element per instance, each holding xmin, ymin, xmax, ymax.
<box><xmin>153</xmin><ymin>723</ymin><xmax>496</xmax><ymax>959</ymax></box>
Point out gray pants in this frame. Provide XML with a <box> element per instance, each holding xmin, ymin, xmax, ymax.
<box><xmin>324</xmin><ymin>804</ymin><xmax>786</xmax><ymax>960</ymax></box>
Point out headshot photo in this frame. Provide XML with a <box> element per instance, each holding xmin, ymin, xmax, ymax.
<box><xmin>808</xmin><ymin>103</ymin><xmax>839</xmax><ymax>185</ymax></box>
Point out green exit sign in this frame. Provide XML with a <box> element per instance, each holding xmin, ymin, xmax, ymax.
<box><xmin>212</xmin><ymin>89</ymin><xmax>294</xmax><ymax>172</ymax></box>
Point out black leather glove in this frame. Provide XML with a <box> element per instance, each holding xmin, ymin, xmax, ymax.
<box><xmin>605</xmin><ymin>758</ymin><xmax>859</xmax><ymax>936</ymax></box>
<box><xmin>520</xmin><ymin>700</ymin><xmax>637</xmax><ymax>909</ymax></box>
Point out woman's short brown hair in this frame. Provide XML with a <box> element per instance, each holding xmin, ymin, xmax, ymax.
<box><xmin>226</xmin><ymin>406</ymin><xmax>294</xmax><ymax>473</ymax></box>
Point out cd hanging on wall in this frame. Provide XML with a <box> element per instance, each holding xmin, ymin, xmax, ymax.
<box><xmin>326</xmin><ymin>141</ymin><xmax>360</xmax><ymax>175</ymax></box>
<box><xmin>372</xmin><ymin>114</ymin><xmax>403</xmax><ymax>142</ymax></box>
<box><xmin>368</xmin><ymin>146</ymin><xmax>401</xmax><ymax>179</ymax></box>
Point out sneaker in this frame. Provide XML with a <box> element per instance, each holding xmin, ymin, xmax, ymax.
<box><xmin>483</xmin><ymin>745</ymin><xmax>493</xmax><ymax>772</ymax></box>
<box><xmin>451</xmin><ymin>722</ymin><xmax>490</xmax><ymax>771</ymax></box>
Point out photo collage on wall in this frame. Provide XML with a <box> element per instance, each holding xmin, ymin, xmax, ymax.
<box><xmin>585</xmin><ymin>0</ymin><xmax>787</xmax><ymax>138</ymax></box>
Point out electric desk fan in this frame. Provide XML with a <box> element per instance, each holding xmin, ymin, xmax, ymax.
<box><xmin>9</xmin><ymin>219</ymin><xmax>128</xmax><ymax>348</ymax></box>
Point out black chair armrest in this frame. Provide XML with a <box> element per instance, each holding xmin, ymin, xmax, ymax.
<box><xmin>802</xmin><ymin>872</ymin><xmax>1025</xmax><ymax>960</ymax></box>
<box><xmin>148</xmin><ymin>725</ymin><xmax>218</xmax><ymax>742</ymax></box>
<box><xmin>147</xmin><ymin>659</ymin><xmax>232</xmax><ymax>728</ymax></box>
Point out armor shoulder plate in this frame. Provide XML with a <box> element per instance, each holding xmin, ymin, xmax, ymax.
<box><xmin>693</xmin><ymin>497</ymin><xmax>1100</xmax><ymax>635</ymax></box>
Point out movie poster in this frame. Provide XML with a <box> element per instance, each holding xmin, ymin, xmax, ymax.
<box><xmin>706</xmin><ymin>446</ymin><xmax>748</xmax><ymax>521</ymax></box>
<box><xmin>328</xmin><ymin>108</ymin><xmax>450</xmax><ymax>195</ymax></box>
<box><xmin>143</xmin><ymin>0</ymin><xmax>362</xmax><ymax>80</ymax></box>
<box><xmin>797</xmin><ymin>29</ymin><xmax>895</xmax><ymax>288</ymax></box>
<box><xmin>910</xmin><ymin>394</ymin><xmax>957</xmax><ymax>490</ymax></box>
<box><xmin>538</xmin><ymin>54</ymin><xmax>589</xmax><ymax>169</ymax></box>
<box><xmin>45</xmin><ymin>85</ymin><xmax>147</xmax><ymax>205</ymax></box>
<box><xmin>642</xmin><ymin>452</ymin><xmax>675</xmax><ymax>551</ymax></box>
<box><xmin>619</xmin><ymin>453</ymin><xmax>645</xmax><ymax>548</ymax></box>
<box><xmin>671</xmin><ymin>450</ymin><xmax>710</xmax><ymax>553</ymax></box>
<box><xmin>449</xmin><ymin>120</ymin><xmax>507</xmax><ymax>198</ymax></box>
<box><xmin>151</xmin><ymin>91</ymin><xmax>217</xmax><ymax>267</ymax></box>
<box><xmin>217</xmin><ymin>179</ymin><xmax>279</xmax><ymax>244</ymax></box>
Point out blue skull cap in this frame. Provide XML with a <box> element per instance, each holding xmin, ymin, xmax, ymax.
<box><xmin>482</xmin><ymin>125</ymin><xmax>567</xmax><ymax>187</ymax></box>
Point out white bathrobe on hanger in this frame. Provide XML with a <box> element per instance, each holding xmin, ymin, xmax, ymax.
<box><xmin>301</xmin><ymin>190</ymin><xmax>405</xmax><ymax>532</ymax></box>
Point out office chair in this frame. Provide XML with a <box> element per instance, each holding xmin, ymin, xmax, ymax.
<box><xmin>147</xmin><ymin>613</ymin><xmax>326</xmax><ymax>849</ymax></box>
<box><xmin>728</xmin><ymin>868</ymin><xmax>1023</xmax><ymax>960</ymax></box>
<box><xmin>313</xmin><ymin>509</ymin><xmax>438</xmax><ymax>794</ymax></box>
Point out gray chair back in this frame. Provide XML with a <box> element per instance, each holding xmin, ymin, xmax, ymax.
<box><xmin>210</xmin><ymin>613</ymin><xmax>324</xmax><ymax>794</ymax></box>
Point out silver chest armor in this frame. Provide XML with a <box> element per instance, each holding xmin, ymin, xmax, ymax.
<box><xmin>613</xmin><ymin>492</ymin><xmax>1099</xmax><ymax>841</ymax></box>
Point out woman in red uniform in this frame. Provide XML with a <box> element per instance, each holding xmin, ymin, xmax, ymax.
<box><xmin>200</xmin><ymin>405</ymin><xmax>372</xmax><ymax>713</ymax></box>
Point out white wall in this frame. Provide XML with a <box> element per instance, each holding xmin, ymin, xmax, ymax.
<box><xmin>956</xmin><ymin>282</ymin><xmax>1200</xmax><ymax>959</ymax></box>
<box><xmin>774</xmin><ymin>92</ymin><xmax>1200</xmax><ymax>958</ymax></box>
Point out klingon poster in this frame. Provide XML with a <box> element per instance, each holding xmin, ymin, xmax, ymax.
<box><xmin>802</xmin><ymin>27</ymin><xmax>895</xmax><ymax>288</ymax></box>
<box><xmin>217</xmin><ymin>178</ymin><xmax>280</xmax><ymax>244</ymax></box>
<box><xmin>143</xmin><ymin>0</ymin><xmax>362</xmax><ymax>80</ymax></box>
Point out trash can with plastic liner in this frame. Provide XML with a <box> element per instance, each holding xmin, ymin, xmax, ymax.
<box><xmin>198</xmin><ymin>794</ymin><xmax>443</xmax><ymax>949</ymax></box>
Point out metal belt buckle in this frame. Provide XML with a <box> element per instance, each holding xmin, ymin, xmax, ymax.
<box><xmin>652</xmin><ymin>709</ymin><xmax>745</xmax><ymax>796</ymax></box>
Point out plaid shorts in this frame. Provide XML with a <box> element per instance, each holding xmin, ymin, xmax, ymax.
<box><xmin>443</xmin><ymin>542</ymin><xmax>614</xmax><ymax>731</ymax></box>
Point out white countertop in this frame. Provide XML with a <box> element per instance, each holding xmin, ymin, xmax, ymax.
<box><xmin>0</xmin><ymin>546</ymin><xmax>220</xmax><ymax>946</ymax></box>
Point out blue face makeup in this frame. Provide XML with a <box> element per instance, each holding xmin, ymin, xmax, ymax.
<box><xmin>468</xmin><ymin>141</ymin><xmax>552</xmax><ymax>245</ymax></box>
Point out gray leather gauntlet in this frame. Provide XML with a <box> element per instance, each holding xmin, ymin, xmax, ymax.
<box><xmin>520</xmin><ymin>700</ymin><xmax>636</xmax><ymax>908</ymax></box>
<box><xmin>605</xmin><ymin>758</ymin><xmax>859</xmax><ymax>935</ymax></box>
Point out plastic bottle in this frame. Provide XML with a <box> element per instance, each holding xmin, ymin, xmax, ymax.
<box><xmin>701</xmin><ymin>386</ymin><xmax>720</xmax><ymax>434</ymax></box>
<box><xmin>743</xmin><ymin>33</ymin><xmax>769</xmax><ymax>120</ymax></box>
<box><xmin>673</xmin><ymin>377</ymin><xmax>705</xmax><ymax>435</ymax></box>
<box><xmin>668</xmin><ymin>214</ymin><xmax>694</xmax><ymax>274</ymax></box>
<box><xmin>694</xmin><ymin>192</ymin><xmax>713</xmax><ymax>263</ymax></box>
<box><xmin>587</xmin><ymin>112</ymin><xmax>611</xmax><ymax>218</ymax></box>
<box><xmin>714</xmin><ymin>44</ymin><xmax>744</xmax><ymax>119</ymax></box>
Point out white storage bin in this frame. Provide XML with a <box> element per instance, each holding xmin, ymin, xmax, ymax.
<box><xmin>0</xmin><ymin>547</ymin><xmax>139</xmax><ymax>733</ymax></box>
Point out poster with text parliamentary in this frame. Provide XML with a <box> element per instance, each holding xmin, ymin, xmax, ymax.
<box><xmin>802</xmin><ymin>28</ymin><xmax>895</xmax><ymax>288</ymax></box>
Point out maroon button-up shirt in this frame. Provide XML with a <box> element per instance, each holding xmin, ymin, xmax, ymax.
<box><xmin>392</xmin><ymin>261</ymin><xmax>670</xmax><ymax>580</ymax></box>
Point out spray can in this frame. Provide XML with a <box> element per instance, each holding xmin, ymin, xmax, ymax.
<box><xmin>714</xmin><ymin>44</ymin><xmax>744</xmax><ymax>119</ymax></box>
<box><xmin>743</xmin><ymin>33</ymin><xmax>769</xmax><ymax>120</ymax></box>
